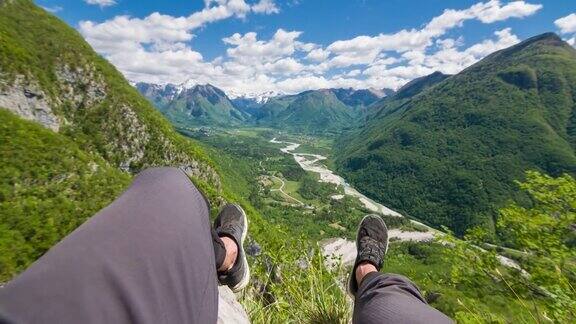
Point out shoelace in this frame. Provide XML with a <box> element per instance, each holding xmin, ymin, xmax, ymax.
<box><xmin>358</xmin><ymin>237</ymin><xmax>385</xmax><ymax>268</ymax></box>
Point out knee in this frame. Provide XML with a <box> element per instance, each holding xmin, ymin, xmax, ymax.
<box><xmin>132</xmin><ymin>167</ymin><xmax>200</xmax><ymax>193</ymax></box>
<box><xmin>136</xmin><ymin>167</ymin><xmax>189</xmax><ymax>184</ymax></box>
<box><xmin>138</xmin><ymin>167</ymin><xmax>184</xmax><ymax>178</ymax></box>
<box><xmin>381</xmin><ymin>273</ymin><xmax>413</xmax><ymax>283</ymax></box>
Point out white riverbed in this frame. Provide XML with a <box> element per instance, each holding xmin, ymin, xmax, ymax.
<box><xmin>270</xmin><ymin>138</ymin><xmax>403</xmax><ymax>217</ymax></box>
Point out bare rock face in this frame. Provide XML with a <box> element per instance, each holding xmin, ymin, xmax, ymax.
<box><xmin>55</xmin><ymin>64</ymin><xmax>107</xmax><ymax>109</ymax></box>
<box><xmin>0</xmin><ymin>76</ymin><xmax>60</xmax><ymax>131</ymax></box>
<box><xmin>102</xmin><ymin>104</ymin><xmax>151</xmax><ymax>171</ymax></box>
<box><xmin>217</xmin><ymin>286</ymin><xmax>250</xmax><ymax>324</ymax></box>
<box><xmin>0</xmin><ymin>63</ymin><xmax>220</xmax><ymax>186</ymax></box>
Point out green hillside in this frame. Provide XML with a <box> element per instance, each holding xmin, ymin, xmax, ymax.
<box><xmin>0</xmin><ymin>0</ymin><xmax>218</xmax><ymax>279</ymax></box>
<box><xmin>257</xmin><ymin>90</ymin><xmax>356</xmax><ymax>133</ymax></box>
<box><xmin>0</xmin><ymin>0</ymin><xmax>215</xmax><ymax>180</ymax></box>
<box><xmin>336</xmin><ymin>33</ymin><xmax>576</xmax><ymax>235</ymax></box>
<box><xmin>144</xmin><ymin>83</ymin><xmax>250</xmax><ymax>127</ymax></box>
<box><xmin>0</xmin><ymin>109</ymin><xmax>131</xmax><ymax>281</ymax></box>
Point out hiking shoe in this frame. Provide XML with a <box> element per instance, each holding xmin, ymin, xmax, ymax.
<box><xmin>214</xmin><ymin>204</ymin><xmax>250</xmax><ymax>292</ymax></box>
<box><xmin>347</xmin><ymin>214</ymin><xmax>389</xmax><ymax>298</ymax></box>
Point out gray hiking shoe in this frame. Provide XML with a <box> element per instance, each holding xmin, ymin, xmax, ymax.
<box><xmin>347</xmin><ymin>214</ymin><xmax>389</xmax><ymax>298</ymax></box>
<box><xmin>214</xmin><ymin>204</ymin><xmax>250</xmax><ymax>292</ymax></box>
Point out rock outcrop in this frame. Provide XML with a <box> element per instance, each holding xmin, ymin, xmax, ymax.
<box><xmin>218</xmin><ymin>286</ymin><xmax>250</xmax><ymax>324</ymax></box>
<box><xmin>0</xmin><ymin>76</ymin><xmax>60</xmax><ymax>131</ymax></box>
<box><xmin>55</xmin><ymin>64</ymin><xmax>107</xmax><ymax>109</ymax></box>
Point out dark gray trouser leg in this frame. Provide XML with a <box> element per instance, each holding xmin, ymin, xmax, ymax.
<box><xmin>0</xmin><ymin>167</ymin><xmax>222</xmax><ymax>324</ymax></box>
<box><xmin>353</xmin><ymin>272</ymin><xmax>453</xmax><ymax>324</ymax></box>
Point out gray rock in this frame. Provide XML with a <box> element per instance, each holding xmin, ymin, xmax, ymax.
<box><xmin>55</xmin><ymin>64</ymin><xmax>107</xmax><ymax>109</ymax></box>
<box><xmin>0</xmin><ymin>76</ymin><xmax>60</xmax><ymax>131</ymax></box>
<box><xmin>217</xmin><ymin>286</ymin><xmax>250</xmax><ymax>324</ymax></box>
<box><xmin>246</xmin><ymin>241</ymin><xmax>261</xmax><ymax>257</ymax></box>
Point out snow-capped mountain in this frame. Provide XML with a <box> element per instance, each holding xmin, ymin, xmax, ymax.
<box><xmin>226</xmin><ymin>89</ymin><xmax>284</xmax><ymax>104</ymax></box>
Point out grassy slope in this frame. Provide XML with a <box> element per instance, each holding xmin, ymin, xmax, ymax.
<box><xmin>0</xmin><ymin>109</ymin><xmax>131</xmax><ymax>281</ymax></box>
<box><xmin>336</xmin><ymin>33</ymin><xmax>576</xmax><ymax>235</ymax></box>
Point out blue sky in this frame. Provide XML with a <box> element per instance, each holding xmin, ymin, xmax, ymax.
<box><xmin>35</xmin><ymin>0</ymin><xmax>576</xmax><ymax>95</ymax></box>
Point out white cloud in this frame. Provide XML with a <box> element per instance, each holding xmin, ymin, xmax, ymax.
<box><xmin>252</xmin><ymin>0</ymin><xmax>280</xmax><ymax>14</ymax></box>
<box><xmin>361</xmin><ymin>28</ymin><xmax>520</xmax><ymax>87</ymax></box>
<box><xmin>306</xmin><ymin>48</ymin><xmax>330</xmax><ymax>62</ymax></box>
<box><xmin>223</xmin><ymin>29</ymin><xmax>303</xmax><ymax>63</ymax></box>
<box><xmin>85</xmin><ymin>0</ymin><xmax>117</xmax><ymax>8</ymax></box>
<box><xmin>275</xmin><ymin>75</ymin><xmax>331</xmax><ymax>93</ymax></box>
<box><xmin>324</xmin><ymin>0</ymin><xmax>540</xmax><ymax>69</ymax></box>
<box><xmin>80</xmin><ymin>0</ymin><xmax>271</xmax><ymax>53</ymax></box>
<box><xmin>346</xmin><ymin>69</ymin><xmax>361</xmax><ymax>77</ymax></box>
<box><xmin>78</xmin><ymin>0</ymin><xmax>542</xmax><ymax>95</ymax></box>
<box><xmin>554</xmin><ymin>13</ymin><xmax>576</xmax><ymax>48</ymax></box>
<box><xmin>78</xmin><ymin>0</ymin><xmax>281</xmax><ymax>91</ymax></box>
<box><xmin>264</xmin><ymin>57</ymin><xmax>304</xmax><ymax>75</ymax></box>
<box><xmin>296</xmin><ymin>42</ymin><xmax>317</xmax><ymax>52</ymax></box>
<box><xmin>555</xmin><ymin>13</ymin><xmax>576</xmax><ymax>34</ymax></box>
<box><xmin>470</xmin><ymin>0</ymin><xmax>542</xmax><ymax>23</ymax></box>
<box><xmin>465</xmin><ymin>28</ymin><xmax>519</xmax><ymax>57</ymax></box>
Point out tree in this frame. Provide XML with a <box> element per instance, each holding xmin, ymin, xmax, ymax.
<box><xmin>444</xmin><ymin>171</ymin><xmax>576</xmax><ymax>322</ymax></box>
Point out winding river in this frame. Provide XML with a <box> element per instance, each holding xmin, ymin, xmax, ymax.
<box><xmin>270</xmin><ymin>138</ymin><xmax>403</xmax><ymax>217</ymax></box>
<box><xmin>269</xmin><ymin>138</ymin><xmax>528</xmax><ymax>272</ymax></box>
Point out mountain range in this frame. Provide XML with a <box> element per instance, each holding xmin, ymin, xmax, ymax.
<box><xmin>336</xmin><ymin>32</ymin><xmax>576</xmax><ymax>235</ymax></box>
<box><xmin>3</xmin><ymin>0</ymin><xmax>575</xmax><ymax>244</ymax></box>
<box><xmin>136</xmin><ymin>81</ymin><xmax>391</xmax><ymax>132</ymax></box>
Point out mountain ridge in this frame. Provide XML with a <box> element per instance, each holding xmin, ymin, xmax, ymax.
<box><xmin>137</xmin><ymin>82</ymin><xmax>391</xmax><ymax>132</ymax></box>
<box><xmin>335</xmin><ymin>32</ymin><xmax>576</xmax><ymax>235</ymax></box>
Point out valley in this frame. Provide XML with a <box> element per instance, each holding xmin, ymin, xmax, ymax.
<box><xmin>268</xmin><ymin>137</ymin><xmax>435</xmax><ymax>236</ymax></box>
<box><xmin>182</xmin><ymin>127</ymin><xmax>546</xmax><ymax>322</ymax></box>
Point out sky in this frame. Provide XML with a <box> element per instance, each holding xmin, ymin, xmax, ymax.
<box><xmin>35</xmin><ymin>0</ymin><xmax>576</xmax><ymax>96</ymax></box>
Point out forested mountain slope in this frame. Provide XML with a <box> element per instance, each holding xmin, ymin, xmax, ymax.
<box><xmin>0</xmin><ymin>0</ymin><xmax>216</xmax><ymax>180</ymax></box>
<box><xmin>0</xmin><ymin>109</ymin><xmax>131</xmax><ymax>281</ymax></box>
<box><xmin>336</xmin><ymin>33</ymin><xmax>576</xmax><ymax>235</ymax></box>
<box><xmin>137</xmin><ymin>83</ymin><xmax>249</xmax><ymax>127</ymax></box>
<box><xmin>137</xmin><ymin>84</ymin><xmax>383</xmax><ymax>133</ymax></box>
<box><xmin>0</xmin><ymin>0</ymin><xmax>218</xmax><ymax>280</ymax></box>
<box><xmin>255</xmin><ymin>89</ymin><xmax>356</xmax><ymax>133</ymax></box>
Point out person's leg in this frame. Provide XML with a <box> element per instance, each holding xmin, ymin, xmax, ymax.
<box><xmin>213</xmin><ymin>228</ymin><xmax>239</xmax><ymax>273</ymax></box>
<box><xmin>213</xmin><ymin>227</ymin><xmax>227</xmax><ymax>270</ymax></box>
<box><xmin>213</xmin><ymin>204</ymin><xmax>250</xmax><ymax>292</ymax></box>
<box><xmin>348</xmin><ymin>215</ymin><xmax>453</xmax><ymax>324</ymax></box>
<box><xmin>0</xmin><ymin>167</ymin><xmax>219</xmax><ymax>324</ymax></box>
<box><xmin>353</xmin><ymin>271</ymin><xmax>453</xmax><ymax>324</ymax></box>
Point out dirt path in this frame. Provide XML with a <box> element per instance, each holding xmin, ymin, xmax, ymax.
<box><xmin>270</xmin><ymin>175</ymin><xmax>305</xmax><ymax>206</ymax></box>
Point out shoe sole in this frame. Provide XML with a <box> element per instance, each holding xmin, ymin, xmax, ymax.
<box><xmin>347</xmin><ymin>214</ymin><xmax>389</xmax><ymax>299</ymax></box>
<box><xmin>230</xmin><ymin>204</ymin><xmax>250</xmax><ymax>292</ymax></box>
